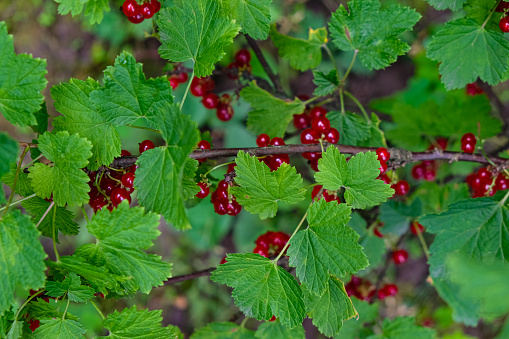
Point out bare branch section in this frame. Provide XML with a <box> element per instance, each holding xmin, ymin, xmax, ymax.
<box><xmin>164</xmin><ymin>267</ymin><xmax>215</xmax><ymax>285</ymax></box>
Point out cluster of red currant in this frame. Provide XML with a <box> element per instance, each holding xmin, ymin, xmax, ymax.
<box><xmin>466</xmin><ymin>82</ymin><xmax>485</xmax><ymax>96</ymax></box>
<box><xmin>209</xmin><ymin>179</ymin><xmax>241</xmax><ymax>216</ymax></box>
<box><xmin>122</xmin><ymin>0</ymin><xmax>161</xmax><ymax>24</ymax></box>
<box><xmin>256</xmin><ymin>134</ymin><xmax>290</xmax><ymax>171</ymax></box>
<box><xmin>196</xmin><ymin>140</ymin><xmax>211</xmax><ymax>163</ymax></box>
<box><xmin>376</xmin><ymin>147</ymin><xmax>390</xmax><ymax>175</ymax></box>
<box><xmin>373</xmin><ymin>147</ymin><xmax>411</xmax><ymax>196</ymax></box>
<box><xmin>311</xmin><ymin>185</ymin><xmax>341</xmax><ymax>203</ymax></box>
<box><xmin>466</xmin><ymin>167</ymin><xmax>509</xmax><ymax>198</ymax></box>
<box><xmin>169</xmin><ymin>72</ymin><xmax>188</xmax><ymax>90</ymax></box>
<box><xmin>253</xmin><ymin>231</ymin><xmax>290</xmax><ymax>258</ymax></box>
<box><xmin>411</xmin><ymin>138</ymin><xmax>448</xmax><ymax>181</ymax></box>
<box><xmin>225</xmin><ymin>49</ymin><xmax>252</xmax><ymax>80</ymax></box>
<box><xmin>460</xmin><ymin>132</ymin><xmax>476</xmax><ymax>153</ymax></box>
<box><xmin>345</xmin><ymin>276</ymin><xmax>398</xmax><ymax>301</ymax></box>
<box><xmin>497</xmin><ymin>1</ymin><xmax>509</xmax><ymax>32</ymax></box>
<box><xmin>188</xmin><ymin>76</ymin><xmax>235</xmax><ymax>122</ymax></box>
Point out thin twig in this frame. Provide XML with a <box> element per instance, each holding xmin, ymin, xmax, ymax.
<box><xmin>163</xmin><ymin>267</ymin><xmax>216</xmax><ymax>285</ymax></box>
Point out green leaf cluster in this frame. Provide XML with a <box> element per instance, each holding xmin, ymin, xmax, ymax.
<box><xmin>53</xmin><ymin>0</ymin><xmax>110</xmax><ymax>24</ymax></box>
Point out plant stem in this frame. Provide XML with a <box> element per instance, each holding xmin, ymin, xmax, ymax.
<box><xmin>416</xmin><ymin>229</ymin><xmax>430</xmax><ymax>261</ymax></box>
<box><xmin>273</xmin><ymin>210</ymin><xmax>309</xmax><ymax>263</ymax></box>
<box><xmin>52</xmin><ymin>205</ymin><xmax>60</xmax><ymax>262</ymax></box>
<box><xmin>35</xmin><ymin>201</ymin><xmax>55</xmax><ymax>229</ymax></box>
<box><xmin>62</xmin><ymin>299</ymin><xmax>70</xmax><ymax>320</ymax></box>
<box><xmin>344</xmin><ymin>90</ymin><xmax>370</xmax><ymax>122</ymax></box>
<box><xmin>90</xmin><ymin>300</ymin><xmax>105</xmax><ymax>320</ymax></box>
<box><xmin>203</xmin><ymin>161</ymin><xmax>234</xmax><ymax>177</ymax></box>
<box><xmin>0</xmin><ymin>194</ymin><xmax>36</xmax><ymax>212</ymax></box>
<box><xmin>126</xmin><ymin>124</ymin><xmax>161</xmax><ymax>134</ymax></box>
<box><xmin>339</xmin><ymin>89</ymin><xmax>345</xmax><ymax>114</ymax></box>
<box><xmin>180</xmin><ymin>69</ymin><xmax>194</xmax><ymax>110</ymax></box>
<box><xmin>4</xmin><ymin>146</ymin><xmax>29</xmax><ymax>216</ymax></box>
<box><xmin>323</xmin><ymin>44</ymin><xmax>341</xmax><ymax>81</ymax></box>
<box><xmin>163</xmin><ymin>267</ymin><xmax>216</xmax><ymax>285</ymax></box>
<box><xmin>14</xmin><ymin>290</ymin><xmax>43</xmax><ymax>321</ymax></box>
<box><xmin>239</xmin><ymin>317</ymin><xmax>249</xmax><ymax>328</ymax></box>
<box><xmin>245</xmin><ymin>34</ymin><xmax>284</xmax><ymax>94</ymax></box>
<box><xmin>482</xmin><ymin>0</ymin><xmax>501</xmax><ymax>29</ymax></box>
<box><xmin>21</xmin><ymin>154</ymin><xmax>43</xmax><ymax>171</ymax></box>
<box><xmin>82</xmin><ymin>206</ymin><xmax>90</xmax><ymax>224</ymax></box>
<box><xmin>342</xmin><ymin>50</ymin><xmax>358</xmax><ymax>84</ymax></box>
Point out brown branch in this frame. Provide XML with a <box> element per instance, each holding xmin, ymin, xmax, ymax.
<box><xmin>163</xmin><ymin>267</ymin><xmax>216</xmax><ymax>285</ymax></box>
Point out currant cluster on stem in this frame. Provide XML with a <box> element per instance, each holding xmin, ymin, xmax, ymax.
<box><xmin>188</xmin><ymin>76</ymin><xmax>235</xmax><ymax>122</ymax></box>
<box><xmin>466</xmin><ymin>166</ymin><xmax>509</xmax><ymax>198</ymax></box>
<box><xmin>411</xmin><ymin>138</ymin><xmax>448</xmax><ymax>181</ymax></box>
<box><xmin>253</xmin><ymin>231</ymin><xmax>290</xmax><ymax>258</ymax></box>
<box><xmin>461</xmin><ymin>132</ymin><xmax>476</xmax><ymax>153</ymax></box>
<box><xmin>122</xmin><ymin>0</ymin><xmax>161</xmax><ymax>24</ymax></box>
<box><xmin>311</xmin><ymin>185</ymin><xmax>341</xmax><ymax>203</ymax></box>
<box><xmin>256</xmin><ymin>133</ymin><xmax>290</xmax><ymax>171</ymax></box>
<box><xmin>225</xmin><ymin>49</ymin><xmax>253</xmax><ymax>80</ymax></box>
<box><xmin>210</xmin><ymin>179</ymin><xmax>241</xmax><ymax>216</ymax></box>
<box><xmin>169</xmin><ymin>71</ymin><xmax>188</xmax><ymax>90</ymax></box>
<box><xmin>466</xmin><ymin>82</ymin><xmax>484</xmax><ymax>96</ymax></box>
<box><xmin>345</xmin><ymin>276</ymin><xmax>398</xmax><ymax>301</ymax></box>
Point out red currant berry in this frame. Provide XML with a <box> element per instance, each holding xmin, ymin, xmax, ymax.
<box><xmin>256</xmin><ymin>133</ymin><xmax>270</xmax><ymax>147</ymax></box>
<box><xmin>90</xmin><ymin>196</ymin><xmax>107</xmax><ymax>212</ymax></box>
<box><xmin>495</xmin><ymin>174</ymin><xmax>509</xmax><ymax>190</ymax></box>
<box><xmin>255</xmin><ymin>231</ymin><xmax>274</xmax><ymax>249</ymax></box>
<box><xmin>215</xmin><ymin>188</ymin><xmax>229</xmax><ymax>202</ymax></box>
<box><xmin>301</xmin><ymin>128</ymin><xmax>319</xmax><ymax>144</ymax></box>
<box><xmin>477</xmin><ymin>167</ymin><xmax>492</xmax><ymax>182</ymax></box>
<box><xmin>226</xmin><ymin>200</ymin><xmax>242</xmax><ymax>216</ymax></box>
<box><xmin>29</xmin><ymin>319</ymin><xmax>40</xmax><ymax>332</ymax></box>
<box><xmin>100</xmin><ymin>178</ymin><xmax>118</xmax><ymax>196</ymax></box>
<box><xmin>297</xmin><ymin>94</ymin><xmax>310</xmax><ymax>101</ymax></box>
<box><xmin>374</xmin><ymin>227</ymin><xmax>383</xmax><ymax>238</ymax></box>
<box><xmin>377</xmin><ymin>174</ymin><xmax>391</xmax><ymax>184</ymax></box>
<box><xmin>270</xmin><ymin>154</ymin><xmax>290</xmax><ymax>170</ymax></box>
<box><xmin>322</xmin><ymin>190</ymin><xmax>336</xmax><ymax>202</ymax></box>
<box><xmin>201</xmin><ymin>77</ymin><xmax>215</xmax><ymax>92</ymax></box>
<box><xmin>127</xmin><ymin>13</ymin><xmax>144</xmax><ymax>23</ymax></box>
<box><xmin>302</xmin><ymin>151</ymin><xmax>320</xmax><ymax>160</ymax></box>
<box><xmin>123</xmin><ymin>0</ymin><xmax>140</xmax><ymax>17</ymax></box>
<box><xmin>461</xmin><ymin>133</ymin><xmax>476</xmax><ymax>144</ymax></box>
<box><xmin>311</xmin><ymin>185</ymin><xmax>322</xmax><ymax>200</ymax></box>
<box><xmin>496</xmin><ymin>1</ymin><xmax>509</xmax><ymax>12</ymax></box>
<box><xmin>268</xmin><ymin>231</ymin><xmax>290</xmax><ymax>249</ymax></box>
<box><xmin>151</xmin><ymin>0</ymin><xmax>161</xmax><ymax>12</ymax></box>
<box><xmin>140</xmin><ymin>2</ymin><xmax>155</xmax><ymax>18</ymax></box>
<box><xmin>392</xmin><ymin>180</ymin><xmax>409</xmax><ymax>195</ymax></box>
<box><xmin>270</xmin><ymin>137</ymin><xmax>285</xmax><ymax>146</ymax></box>
<box><xmin>461</xmin><ymin>141</ymin><xmax>476</xmax><ymax>153</ymax></box>
<box><xmin>436</xmin><ymin>137</ymin><xmax>448</xmax><ymax>150</ymax></box>
<box><xmin>392</xmin><ymin>249</ymin><xmax>408</xmax><ymax>265</ymax></box>
<box><xmin>121</xmin><ymin>172</ymin><xmax>135</xmax><ymax>189</ymax></box>
<box><xmin>176</xmin><ymin>72</ymin><xmax>188</xmax><ymax>83</ymax></box>
<box><xmin>217</xmin><ymin>180</ymin><xmax>229</xmax><ymax>191</ymax></box>
<box><xmin>190</xmin><ymin>77</ymin><xmax>206</xmax><ymax>97</ymax></box>
<box><xmin>202</xmin><ymin>93</ymin><xmax>218</xmax><ymax>109</ymax></box>
<box><xmin>235</xmin><ymin>49</ymin><xmax>251</xmax><ymax>66</ymax></box>
<box><xmin>500</xmin><ymin>16</ymin><xmax>509</xmax><ymax>33</ymax></box>
<box><xmin>310</xmin><ymin>158</ymin><xmax>320</xmax><ymax>172</ymax></box>
<box><xmin>111</xmin><ymin>187</ymin><xmax>131</xmax><ymax>206</ymax></box>
<box><xmin>226</xmin><ymin>62</ymin><xmax>239</xmax><ymax>80</ymax></box>
<box><xmin>376</xmin><ymin>147</ymin><xmax>390</xmax><ymax>162</ymax></box>
<box><xmin>139</xmin><ymin>140</ymin><xmax>155</xmax><ymax>153</ymax></box>
<box><xmin>169</xmin><ymin>77</ymin><xmax>179</xmax><ymax>89</ymax></box>
<box><xmin>198</xmin><ymin>140</ymin><xmax>211</xmax><ymax>150</ymax></box>
<box><xmin>227</xmin><ymin>163</ymin><xmax>237</xmax><ymax>173</ymax></box>
<box><xmin>253</xmin><ymin>244</ymin><xmax>269</xmax><ymax>258</ymax></box>
<box><xmin>410</xmin><ymin>221</ymin><xmax>425</xmax><ymax>235</ymax></box>
<box><xmin>120</xmin><ymin>150</ymin><xmax>131</xmax><ymax>156</ymax></box>
<box><xmin>423</xmin><ymin>169</ymin><xmax>436</xmax><ymax>181</ymax></box>
<box><xmin>293</xmin><ymin>113</ymin><xmax>311</xmax><ymax>129</ymax></box>
<box><xmin>216</xmin><ymin>104</ymin><xmax>234</xmax><ymax>121</ymax></box>
<box><xmin>269</xmin><ymin>315</ymin><xmax>277</xmax><ymax>322</ymax></box>
<box><xmin>311</xmin><ymin>116</ymin><xmax>331</xmax><ymax>133</ymax></box>
<box><xmin>324</xmin><ymin>128</ymin><xmax>340</xmax><ymax>144</ymax></box>
<box><xmin>411</xmin><ymin>163</ymin><xmax>425</xmax><ymax>180</ymax></box>
<box><xmin>309</xmin><ymin>106</ymin><xmax>327</xmax><ymax>120</ymax></box>
<box><xmin>129</xmin><ymin>164</ymin><xmax>138</xmax><ymax>174</ymax></box>
<box><xmin>219</xmin><ymin>93</ymin><xmax>231</xmax><ymax>104</ymax></box>
<box><xmin>214</xmin><ymin>201</ymin><xmax>228</xmax><ymax>215</ymax></box>
<box><xmin>378</xmin><ymin>284</ymin><xmax>398</xmax><ymax>300</ymax></box>
<box><xmin>379</xmin><ymin>160</ymin><xmax>387</xmax><ymax>175</ymax></box>
<box><xmin>196</xmin><ymin>182</ymin><xmax>209</xmax><ymax>199</ymax></box>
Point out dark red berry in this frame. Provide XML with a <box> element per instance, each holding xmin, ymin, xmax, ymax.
<box><xmin>198</xmin><ymin>140</ymin><xmax>211</xmax><ymax>150</ymax></box>
<box><xmin>270</xmin><ymin>154</ymin><xmax>290</xmax><ymax>170</ymax></box>
<box><xmin>310</xmin><ymin>158</ymin><xmax>320</xmax><ymax>172</ymax></box>
<box><xmin>90</xmin><ymin>196</ymin><xmax>107</xmax><ymax>212</ymax></box>
<box><xmin>227</xmin><ymin>163</ymin><xmax>237</xmax><ymax>173</ymax></box>
<box><xmin>477</xmin><ymin>167</ymin><xmax>492</xmax><ymax>182</ymax></box>
<box><xmin>311</xmin><ymin>185</ymin><xmax>322</xmax><ymax>200</ymax></box>
<box><xmin>151</xmin><ymin>0</ymin><xmax>161</xmax><ymax>12</ymax></box>
<box><xmin>176</xmin><ymin>72</ymin><xmax>188</xmax><ymax>83</ymax></box>
<box><xmin>293</xmin><ymin>113</ymin><xmax>311</xmax><ymax>129</ymax></box>
<box><xmin>235</xmin><ymin>49</ymin><xmax>251</xmax><ymax>66</ymax></box>
<box><xmin>412</xmin><ymin>163</ymin><xmax>425</xmax><ymax>180</ymax></box>
<box><xmin>269</xmin><ymin>315</ymin><xmax>276</xmax><ymax>322</ymax></box>
<box><xmin>255</xmin><ymin>231</ymin><xmax>274</xmax><ymax>249</ymax></box>
<box><xmin>466</xmin><ymin>83</ymin><xmax>484</xmax><ymax>96</ymax></box>
<box><xmin>120</xmin><ymin>150</ymin><xmax>131</xmax><ymax>156</ymax></box>
<box><xmin>302</xmin><ymin>151</ymin><xmax>320</xmax><ymax>160</ymax></box>
<box><xmin>301</xmin><ymin>128</ymin><xmax>319</xmax><ymax>144</ymax></box>
<box><xmin>392</xmin><ymin>180</ymin><xmax>409</xmax><ymax>195</ymax></box>
<box><xmin>215</xmin><ymin>188</ymin><xmax>229</xmax><ymax>202</ymax></box>
<box><xmin>256</xmin><ymin>134</ymin><xmax>270</xmax><ymax>147</ymax></box>
<box><xmin>140</xmin><ymin>2</ymin><xmax>155</xmax><ymax>18</ymax></box>
<box><xmin>111</xmin><ymin>188</ymin><xmax>131</xmax><ymax>206</ymax></box>
<box><xmin>324</xmin><ymin>128</ymin><xmax>340</xmax><ymax>144</ymax></box>
<box><xmin>461</xmin><ymin>142</ymin><xmax>476</xmax><ymax>153</ymax></box>
<box><xmin>379</xmin><ymin>160</ymin><xmax>387</xmax><ymax>175</ymax></box>
<box><xmin>127</xmin><ymin>13</ymin><xmax>144</xmax><ymax>23</ymax></box>
<box><xmin>123</xmin><ymin>0</ymin><xmax>140</xmax><ymax>16</ymax></box>
<box><xmin>461</xmin><ymin>133</ymin><xmax>476</xmax><ymax>143</ymax></box>
<box><xmin>392</xmin><ymin>249</ymin><xmax>408</xmax><ymax>265</ymax></box>
<box><xmin>226</xmin><ymin>200</ymin><xmax>242</xmax><ymax>216</ymax></box>
<box><xmin>169</xmin><ymin>77</ymin><xmax>179</xmax><ymax>89</ymax></box>
<box><xmin>495</xmin><ymin>174</ymin><xmax>509</xmax><ymax>190</ymax></box>
<box><xmin>226</xmin><ymin>62</ymin><xmax>239</xmax><ymax>80</ymax></box>
<box><xmin>311</xmin><ymin>116</ymin><xmax>331</xmax><ymax>133</ymax></box>
<box><xmin>196</xmin><ymin>182</ymin><xmax>210</xmax><ymax>199</ymax></box>
<box><xmin>376</xmin><ymin>148</ymin><xmax>390</xmax><ymax>162</ymax></box>
<box><xmin>377</xmin><ymin>174</ymin><xmax>391</xmax><ymax>184</ymax></box>
<box><xmin>378</xmin><ymin>284</ymin><xmax>398</xmax><ymax>300</ymax></box>
<box><xmin>374</xmin><ymin>227</ymin><xmax>383</xmax><ymax>238</ymax></box>
<box><xmin>268</xmin><ymin>231</ymin><xmax>290</xmax><ymax>250</ymax></box>
<box><xmin>29</xmin><ymin>319</ymin><xmax>40</xmax><ymax>332</ymax></box>
<box><xmin>496</xmin><ymin>1</ymin><xmax>509</xmax><ymax>12</ymax></box>
<box><xmin>217</xmin><ymin>180</ymin><xmax>229</xmax><ymax>191</ymax></box>
<box><xmin>214</xmin><ymin>201</ymin><xmax>228</xmax><ymax>215</ymax></box>
<box><xmin>100</xmin><ymin>178</ymin><xmax>118</xmax><ymax>196</ymax></box>
<box><xmin>121</xmin><ymin>173</ymin><xmax>135</xmax><ymax>189</ymax></box>
<box><xmin>139</xmin><ymin>140</ymin><xmax>155</xmax><ymax>153</ymax></box>
<box><xmin>423</xmin><ymin>168</ymin><xmax>436</xmax><ymax>181</ymax></box>
<box><xmin>410</xmin><ymin>221</ymin><xmax>425</xmax><ymax>235</ymax></box>
<box><xmin>129</xmin><ymin>164</ymin><xmax>138</xmax><ymax>174</ymax></box>
<box><xmin>190</xmin><ymin>77</ymin><xmax>206</xmax><ymax>97</ymax></box>
<box><xmin>500</xmin><ymin>16</ymin><xmax>509</xmax><ymax>33</ymax></box>
<box><xmin>309</xmin><ymin>106</ymin><xmax>327</xmax><ymax>120</ymax></box>
<box><xmin>202</xmin><ymin>93</ymin><xmax>218</xmax><ymax>109</ymax></box>
<box><xmin>270</xmin><ymin>137</ymin><xmax>285</xmax><ymax>146</ymax></box>
<box><xmin>253</xmin><ymin>244</ymin><xmax>269</xmax><ymax>258</ymax></box>
<box><xmin>216</xmin><ymin>104</ymin><xmax>234</xmax><ymax>121</ymax></box>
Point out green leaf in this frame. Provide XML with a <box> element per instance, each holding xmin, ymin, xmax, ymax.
<box><xmin>28</xmin><ymin>131</ymin><xmax>92</xmax><ymax>207</ymax></box>
<box><xmin>329</xmin><ymin>0</ymin><xmax>420</xmax><ymax>70</ymax></box>
<box><xmin>241</xmin><ymin>82</ymin><xmax>305</xmax><ymax>137</ymax></box>
<box><xmin>348</xmin><ymin>213</ymin><xmax>385</xmax><ymax>271</ymax></box>
<box><xmin>101</xmin><ymin>305</ymin><xmax>182</xmax><ymax>338</ymax></box>
<box><xmin>2</xmin><ymin>165</ymin><xmax>34</xmax><ymax>197</ymax></box>
<box><xmin>25</xmin><ymin>300</ymin><xmax>78</xmax><ymax>321</ymax></box>
<box><xmin>0</xmin><ymin>210</ymin><xmax>47</xmax><ymax>317</ymax></box>
<box><xmin>302</xmin><ymin>276</ymin><xmax>357</xmax><ymax>337</ymax></box>
<box><xmin>379</xmin><ymin>199</ymin><xmax>422</xmax><ymax>236</ymax></box>
<box><xmin>0</xmin><ymin>21</ymin><xmax>47</xmax><ymax>127</ymax></box>
<box><xmin>90</xmin><ymin>52</ymin><xmax>173</xmax><ymax>126</ymax></box>
<box><xmin>53</xmin><ymin>0</ymin><xmax>88</xmax><ymax>16</ymax></box>
<box><xmin>0</xmin><ymin>133</ymin><xmax>18</xmax><ymax>180</ymax></box>
<box><xmin>370</xmin><ymin>317</ymin><xmax>436</xmax><ymax>339</ymax></box>
<box><xmin>52</xmin><ymin>78</ymin><xmax>121</xmax><ymax>171</ymax></box>
<box><xmin>231</xmin><ymin>151</ymin><xmax>306</xmax><ymax>219</ymax></box>
<box><xmin>34</xmin><ymin>319</ymin><xmax>86</xmax><ymax>338</ymax></box>
<box><xmin>357</xmin><ymin>113</ymin><xmax>386</xmax><ymax>148</ymax></box>
<box><xmin>192</xmin><ymin>322</ymin><xmax>256</xmax><ymax>339</ymax></box>
<box><xmin>335</xmin><ymin>299</ymin><xmax>378</xmax><ymax>339</ymax></box>
<box><xmin>312</xmin><ymin>69</ymin><xmax>339</xmax><ymax>97</ymax></box>
<box><xmin>255</xmin><ymin>319</ymin><xmax>305</xmax><ymax>339</ymax></box>
<box><xmin>427</xmin><ymin>18</ymin><xmax>509</xmax><ymax>89</ymax></box>
<box><xmin>134</xmin><ymin>103</ymin><xmax>199</xmax><ymax>230</ymax></box>
<box><xmin>424</xmin><ymin>0</ymin><xmax>467</xmax><ymax>11</ymax></box>
<box><xmin>315</xmin><ymin>146</ymin><xmax>394</xmax><ymax>209</ymax></box>
<box><xmin>211</xmin><ymin>253</ymin><xmax>305</xmax><ymax>328</ymax></box>
<box><xmin>22</xmin><ymin>197</ymin><xmax>79</xmax><ymax>242</ymax></box>
<box><xmin>327</xmin><ymin>111</ymin><xmax>371</xmax><ymax>146</ymax></box>
<box><xmin>157</xmin><ymin>0</ymin><xmax>241</xmax><ymax>77</ymax></box>
<box><xmin>31</xmin><ymin>102</ymin><xmax>49</xmax><ymax>135</ymax></box>
<box><xmin>84</xmin><ymin>202</ymin><xmax>172</xmax><ymax>294</ymax></box>
<box><xmin>223</xmin><ymin>0</ymin><xmax>272</xmax><ymax>40</ymax></box>
<box><xmin>464</xmin><ymin>0</ymin><xmax>498</xmax><ymax>26</ymax></box>
<box><xmin>288</xmin><ymin>200</ymin><xmax>368</xmax><ymax>294</ymax></box>
<box><xmin>83</xmin><ymin>0</ymin><xmax>110</xmax><ymax>24</ymax></box>
<box><xmin>45</xmin><ymin>273</ymin><xmax>95</xmax><ymax>303</ymax></box>
<box><xmin>182</xmin><ymin>158</ymin><xmax>200</xmax><ymax>200</ymax></box>
<box><xmin>270</xmin><ymin>25</ymin><xmax>327</xmax><ymax>71</ymax></box>
<box><xmin>432</xmin><ymin>278</ymin><xmax>479</xmax><ymax>326</ymax></box>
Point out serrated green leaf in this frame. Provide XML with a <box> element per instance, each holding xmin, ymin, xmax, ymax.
<box><xmin>379</xmin><ymin>199</ymin><xmax>422</xmax><ymax>236</ymax></box>
<box><xmin>182</xmin><ymin>158</ymin><xmax>200</xmax><ymax>200</ymax></box>
<box><xmin>464</xmin><ymin>0</ymin><xmax>498</xmax><ymax>27</ymax></box>
<box><xmin>28</xmin><ymin>131</ymin><xmax>92</xmax><ymax>207</ymax></box>
<box><xmin>433</xmin><ymin>278</ymin><xmax>479</xmax><ymax>326</ymax></box>
<box><xmin>211</xmin><ymin>253</ymin><xmax>305</xmax><ymax>328</ymax></box>
<box><xmin>315</xmin><ymin>146</ymin><xmax>394</xmax><ymax>209</ymax></box>
<box><xmin>192</xmin><ymin>322</ymin><xmax>256</xmax><ymax>339</ymax></box>
<box><xmin>357</xmin><ymin>113</ymin><xmax>386</xmax><ymax>148</ymax></box>
<box><xmin>2</xmin><ymin>165</ymin><xmax>34</xmax><ymax>197</ymax></box>
<box><xmin>31</xmin><ymin>103</ymin><xmax>49</xmax><ymax>135</ymax></box>
<box><xmin>25</xmin><ymin>300</ymin><xmax>78</xmax><ymax>321</ymax></box>
<box><xmin>270</xmin><ymin>25</ymin><xmax>327</xmax><ymax>71</ymax></box>
<box><xmin>83</xmin><ymin>202</ymin><xmax>171</xmax><ymax>294</ymax></box>
<box><xmin>22</xmin><ymin>197</ymin><xmax>79</xmax><ymax>242</ymax></box>
<box><xmin>157</xmin><ymin>0</ymin><xmax>241</xmax><ymax>77</ymax></box>
<box><xmin>0</xmin><ymin>210</ymin><xmax>47</xmax><ymax>317</ymax></box>
<box><xmin>327</xmin><ymin>111</ymin><xmax>371</xmax><ymax>146</ymax></box>
<box><xmin>255</xmin><ymin>319</ymin><xmax>305</xmax><ymax>339</ymax></box>
<box><xmin>312</xmin><ymin>69</ymin><xmax>339</xmax><ymax>97</ymax></box>
<box><xmin>334</xmin><ymin>299</ymin><xmax>378</xmax><ymax>339</ymax></box>
<box><xmin>288</xmin><ymin>200</ymin><xmax>367</xmax><ymax>294</ymax></box>
<box><xmin>427</xmin><ymin>18</ymin><xmax>509</xmax><ymax>89</ymax></box>
<box><xmin>370</xmin><ymin>317</ymin><xmax>436</xmax><ymax>339</ymax></box>
<box><xmin>241</xmin><ymin>82</ymin><xmax>305</xmax><ymax>137</ymax></box>
<box><xmin>0</xmin><ymin>133</ymin><xmax>18</xmax><ymax>178</ymax></box>
<box><xmin>90</xmin><ymin>52</ymin><xmax>173</xmax><ymax>126</ymax></box>
<box><xmin>223</xmin><ymin>0</ymin><xmax>272</xmax><ymax>40</ymax></box>
<box><xmin>424</xmin><ymin>0</ymin><xmax>467</xmax><ymax>10</ymax></box>
<box><xmin>348</xmin><ymin>214</ymin><xmax>385</xmax><ymax>271</ymax></box>
<box><xmin>0</xmin><ymin>21</ymin><xmax>47</xmax><ymax>127</ymax></box>
<box><xmin>302</xmin><ymin>276</ymin><xmax>357</xmax><ymax>337</ymax></box>
<box><xmin>329</xmin><ymin>0</ymin><xmax>420</xmax><ymax>70</ymax></box>
<box><xmin>52</xmin><ymin>78</ymin><xmax>121</xmax><ymax>171</ymax></box>
<box><xmin>231</xmin><ymin>151</ymin><xmax>306</xmax><ymax>219</ymax></box>
<box><xmin>134</xmin><ymin>103</ymin><xmax>199</xmax><ymax>229</ymax></box>
<box><xmin>53</xmin><ymin>0</ymin><xmax>88</xmax><ymax>16</ymax></box>
<box><xmin>101</xmin><ymin>305</ymin><xmax>182</xmax><ymax>338</ymax></box>
<box><xmin>45</xmin><ymin>273</ymin><xmax>95</xmax><ymax>303</ymax></box>
<box><xmin>33</xmin><ymin>319</ymin><xmax>86</xmax><ymax>339</ymax></box>
<box><xmin>83</xmin><ymin>0</ymin><xmax>109</xmax><ymax>24</ymax></box>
